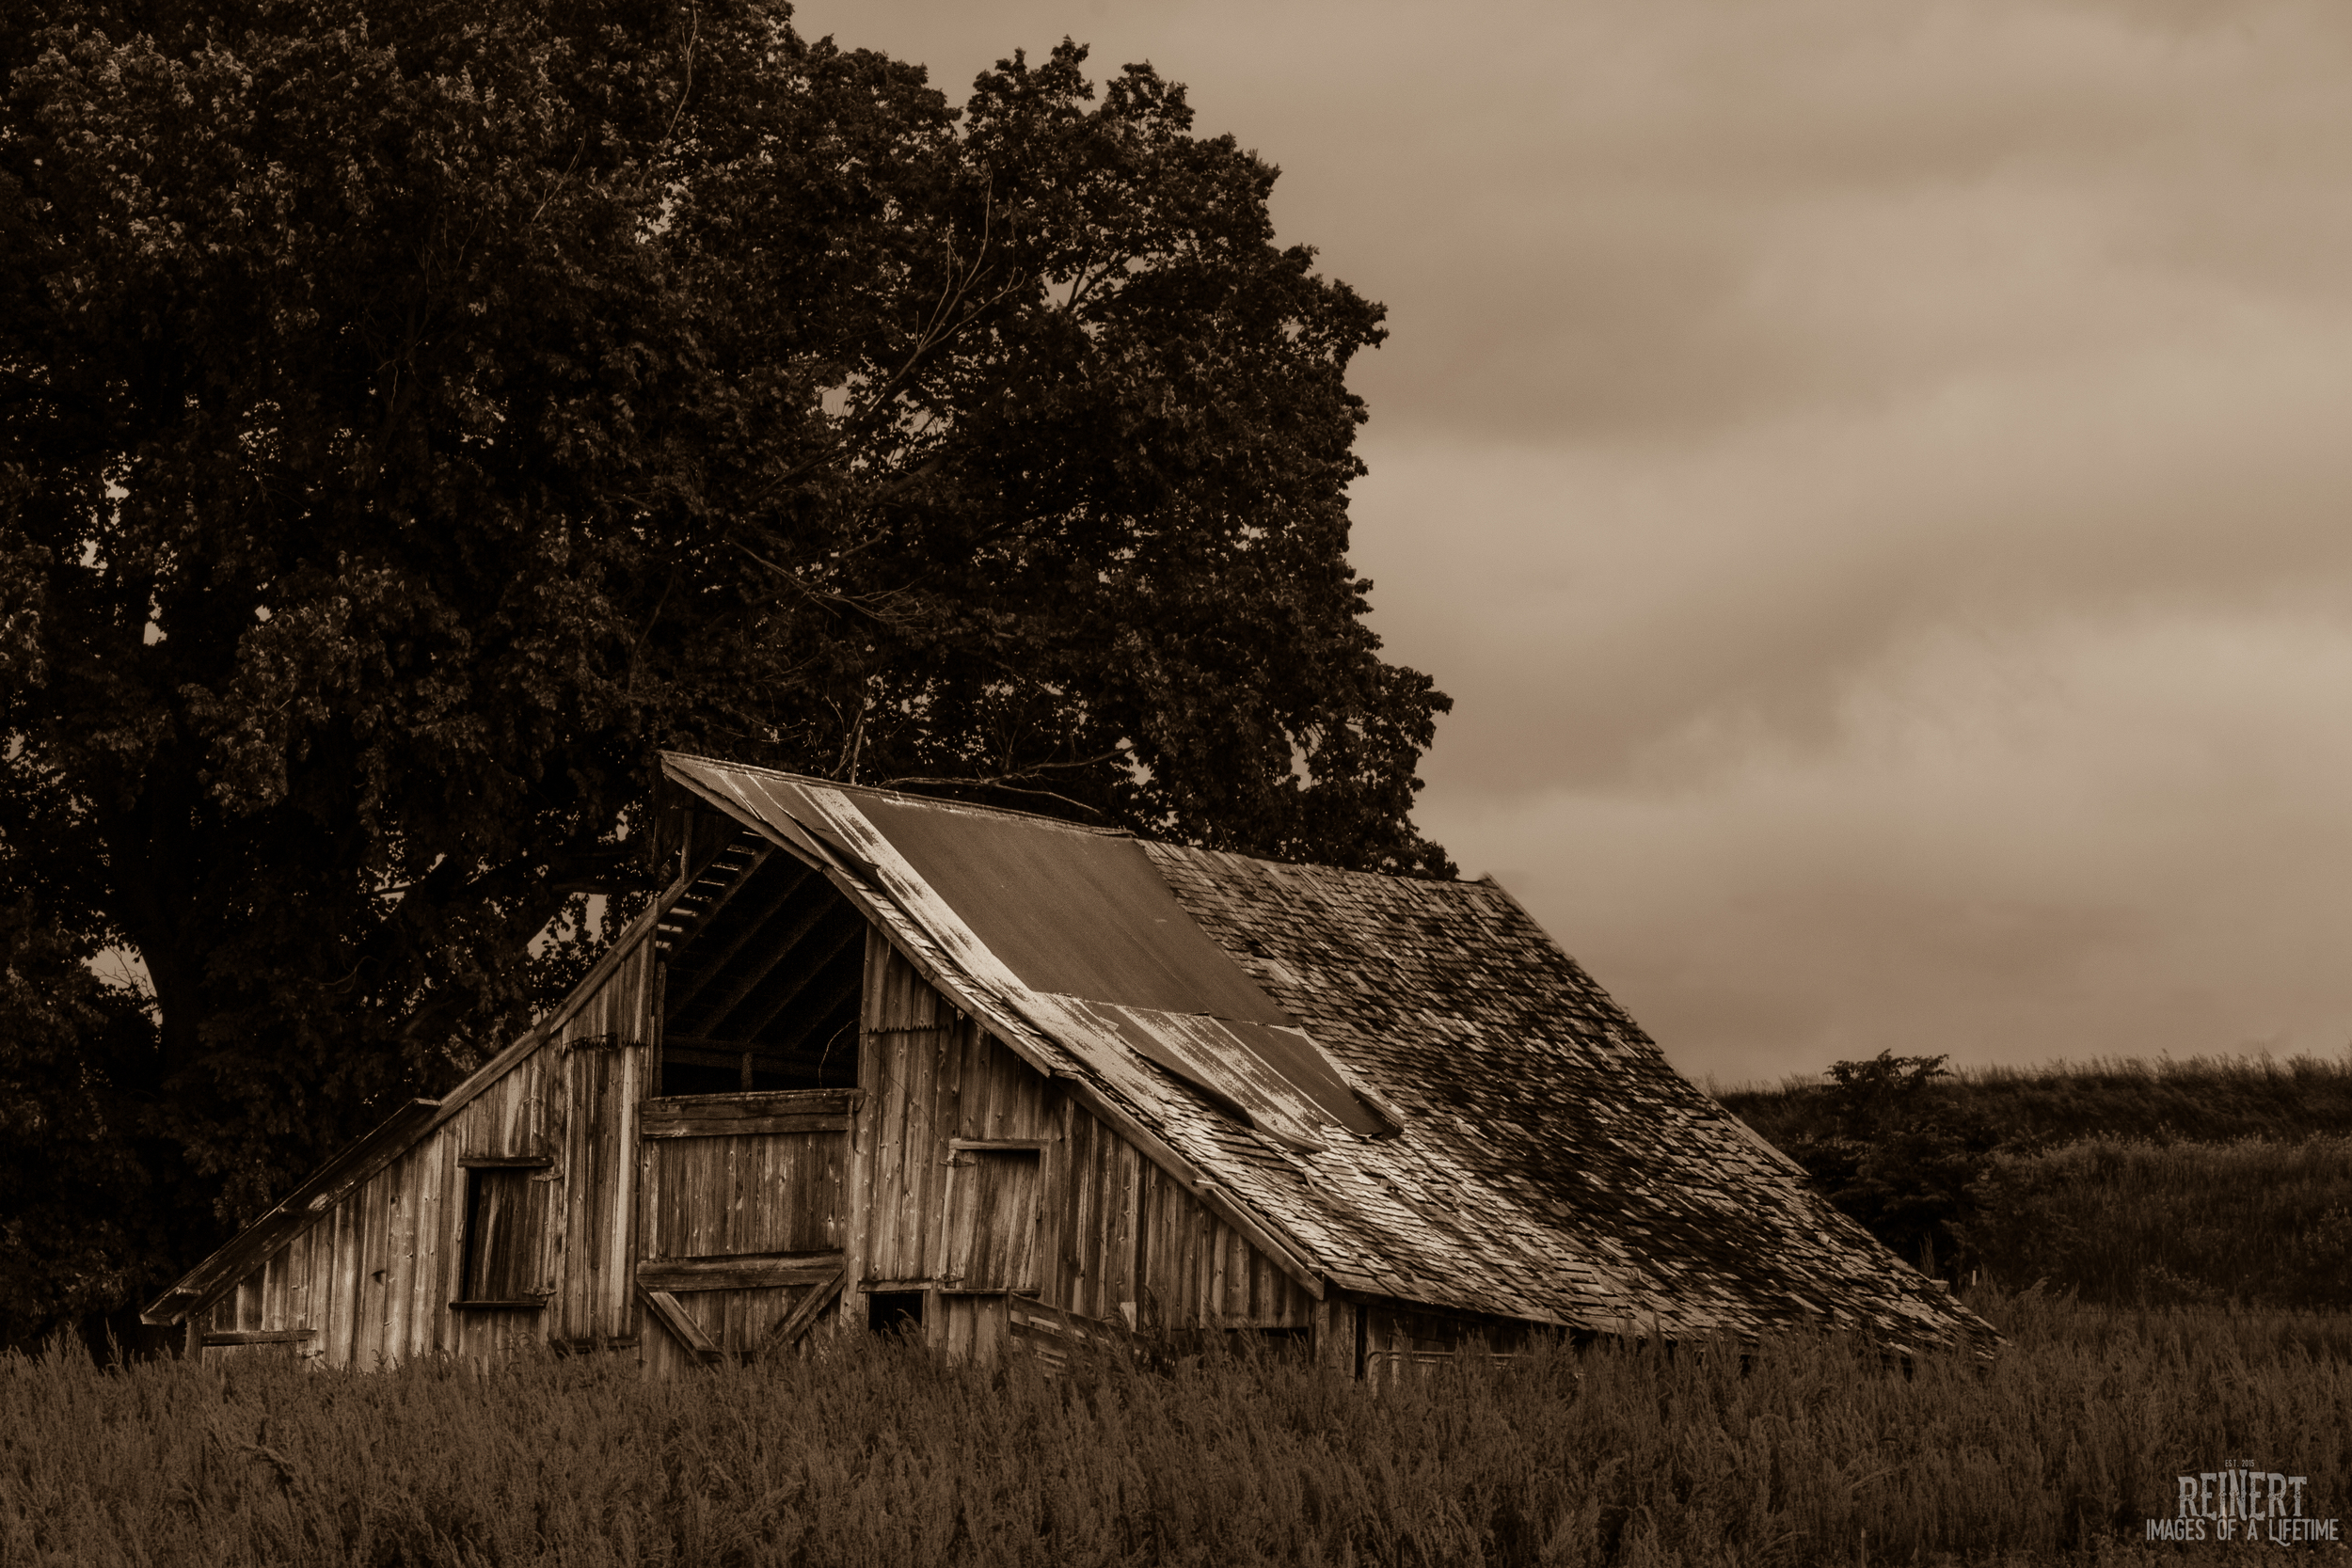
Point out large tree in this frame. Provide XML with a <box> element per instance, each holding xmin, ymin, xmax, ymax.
<box><xmin>0</xmin><ymin>0</ymin><xmax>1449</xmax><ymax>1338</ymax></box>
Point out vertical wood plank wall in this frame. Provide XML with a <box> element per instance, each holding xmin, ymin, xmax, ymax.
<box><xmin>850</xmin><ymin>940</ymin><xmax>1313</xmax><ymax>1364</ymax></box>
<box><xmin>1055</xmin><ymin>1105</ymin><xmax>1313</xmax><ymax>1334</ymax></box>
<box><xmin>1357</xmin><ymin>1302</ymin><xmax>1540</xmax><ymax>1387</ymax></box>
<box><xmin>196</xmin><ymin>935</ymin><xmax>654</xmax><ymax>1367</ymax></box>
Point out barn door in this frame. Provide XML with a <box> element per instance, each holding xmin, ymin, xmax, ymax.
<box><xmin>941</xmin><ymin>1138</ymin><xmax>1046</xmax><ymax>1293</ymax></box>
<box><xmin>635</xmin><ymin>1088</ymin><xmax>853</xmax><ymax>1366</ymax></box>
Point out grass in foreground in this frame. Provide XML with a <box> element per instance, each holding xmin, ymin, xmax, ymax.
<box><xmin>4</xmin><ymin>1290</ymin><xmax>2348</xmax><ymax>1567</ymax></box>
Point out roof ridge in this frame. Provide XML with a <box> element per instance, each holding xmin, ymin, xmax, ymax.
<box><xmin>1147</xmin><ymin>836</ymin><xmax>1493</xmax><ymax>892</ymax></box>
<box><xmin>659</xmin><ymin>750</ymin><xmax>1133</xmax><ymax>835</ymax></box>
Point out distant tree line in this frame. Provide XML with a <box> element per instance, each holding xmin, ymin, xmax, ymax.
<box><xmin>1724</xmin><ymin>1051</ymin><xmax>2352</xmax><ymax>1307</ymax></box>
<box><xmin>0</xmin><ymin>0</ymin><xmax>1451</xmax><ymax>1346</ymax></box>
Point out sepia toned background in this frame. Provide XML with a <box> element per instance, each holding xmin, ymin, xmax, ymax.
<box><xmin>787</xmin><ymin>0</ymin><xmax>2352</xmax><ymax>1084</ymax></box>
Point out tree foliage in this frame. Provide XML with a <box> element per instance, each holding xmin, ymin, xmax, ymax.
<box><xmin>0</xmin><ymin>892</ymin><xmax>194</xmax><ymax>1350</ymax></box>
<box><xmin>1751</xmin><ymin>1053</ymin><xmax>2002</xmax><ymax>1278</ymax></box>
<box><xmin>0</xmin><ymin>0</ymin><xmax>1449</xmax><ymax>1334</ymax></box>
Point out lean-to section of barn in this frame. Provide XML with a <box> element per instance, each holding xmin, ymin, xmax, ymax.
<box><xmin>151</xmin><ymin>929</ymin><xmax>655</xmax><ymax>1367</ymax></box>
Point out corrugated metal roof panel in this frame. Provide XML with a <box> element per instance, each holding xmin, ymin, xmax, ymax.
<box><xmin>850</xmin><ymin>791</ymin><xmax>1292</xmax><ymax>1027</ymax></box>
<box><xmin>666</xmin><ymin>755</ymin><xmax>842</xmax><ymax>870</ymax></box>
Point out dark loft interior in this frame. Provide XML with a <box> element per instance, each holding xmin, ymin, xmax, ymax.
<box><xmin>656</xmin><ymin>828</ymin><xmax>864</xmax><ymax>1096</ymax></box>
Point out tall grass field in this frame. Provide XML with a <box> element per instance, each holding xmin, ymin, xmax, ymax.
<box><xmin>1964</xmin><ymin>1135</ymin><xmax>2352</xmax><ymax>1308</ymax></box>
<box><xmin>1719</xmin><ymin>1053</ymin><xmax>2352</xmax><ymax>1152</ymax></box>
<box><xmin>6</xmin><ymin>1288</ymin><xmax>2349</xmax><ymax>1566</ymax></box>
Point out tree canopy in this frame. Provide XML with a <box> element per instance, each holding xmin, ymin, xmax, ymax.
<box><xmin>0</xmin><ymin>0</ymin><xmax>1450</xmax><ymax>1341</ymax></box>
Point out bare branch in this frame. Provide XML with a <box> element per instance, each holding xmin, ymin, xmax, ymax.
<box><xmin>658</xmin><ymin>8</ymin><xmax>701</xmax><ymax>155</ymax></box>
<box><xmin>878</xmin><ymin>749</ymin><xmax>1125</xmax><ymax>816</ymax></box>
<box><xmin>726</xmin><ymin>540</ymin><xmax>917</xmax><ymax>626</ymax></box>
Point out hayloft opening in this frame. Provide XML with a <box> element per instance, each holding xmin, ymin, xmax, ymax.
<box><xmin>656</xmin><ymin>827</ymin><xmax>865</xmax><ymax>1097</ymax></box>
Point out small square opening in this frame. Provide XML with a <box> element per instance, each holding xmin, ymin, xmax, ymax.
<box><xmin>867</xmin><ymin>1291</ymin><xmax>926</xmax><ymax>1337</ymax></box>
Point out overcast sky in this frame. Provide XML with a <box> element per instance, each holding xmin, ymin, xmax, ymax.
<box><xmin>790</xmin><ymin>0</ymin><xmax>2352</xmax><ymax>1086</ymax></box>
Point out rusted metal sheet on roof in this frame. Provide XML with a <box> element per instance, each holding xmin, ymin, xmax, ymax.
<box><xmin>827</xmin><ymin>798</ymin><xmax>1375</xmax><ymax>1148</ymax></box>
<box><xmin>850</xmin><ymin>792</ymin><xmax>1292</xmax><ymax>1027</ymax></box>
<box><xmin>830</xmin><ymin>793</ymin><xmax>1394</xmax><ymax>1148</ymax></box>
<box><xmin>1047</xmin><ymin>1001</ymin><xmax>1317</xmax><ymax>1149</ymax></box>
<box><xmin>664</xmin><ymin>755</ymin><xmax>844</xmax><ymax>871</ymax></box>
<box><xmin>1068</xmin><ymin>1003</ymin><xmax>1392</xmax><ymax>1146</ymax></box>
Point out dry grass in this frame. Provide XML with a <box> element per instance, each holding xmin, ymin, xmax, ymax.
<box><xmin>4</xmin><ymin>1289</ymin><xmax>2348</xmax><ymax>1566</ymax></box>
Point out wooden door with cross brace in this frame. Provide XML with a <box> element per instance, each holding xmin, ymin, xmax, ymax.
<box><xmin>633</xmin><ymin>1087</ymin><xmax>855</xmax><ymax>1370</ymax></box>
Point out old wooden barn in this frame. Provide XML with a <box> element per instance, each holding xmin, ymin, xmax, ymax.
<box><xmin>144</xmin><ymin>752</ymin><xmax>1993</xmax><ymax>1375</ymax></box>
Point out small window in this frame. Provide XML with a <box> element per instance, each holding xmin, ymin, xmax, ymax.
<box><xmin>943</xmin><ymin>1144</ymin><xmax>1043</xmax><ymax>1293</ymax></box>
<box><xmin>454</xmin><ymin>1162</ymin><xmax>548</xmax><ymax>1307</ymax></box>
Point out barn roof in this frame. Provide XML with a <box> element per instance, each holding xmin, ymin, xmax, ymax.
<box><xmin>667</xmin><ymin>753</ymin><xmax>1994</xmax><ymax>1354</ymax></box>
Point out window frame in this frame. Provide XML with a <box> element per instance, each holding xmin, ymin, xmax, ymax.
<box><xmin>941</xmin><ymin>1138</ymin><xmax>1048</xmax><ymax>1295</ymax></box>
<box><xmin>450</xmin><ymin>1155</ymin><xmax>554</xmax><ymax>1310</ymax></box>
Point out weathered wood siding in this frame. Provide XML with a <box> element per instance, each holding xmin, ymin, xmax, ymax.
<box><xmin>194</xmin><ymin>934</ymin><xmax>656</xmax><ymax>1367</ymax></box>
<box><xmin>188</xmin><ymin>909</ymin><xmax>1325</xmax><ymax>1375</ymax></box>
<box><xmin>850</xmin><ymin>934</ymin><xmax>1051</xmax><ymax>1296</ymax></box>
<box><xmin>548</xmin><ymin>1034</ymin><xmax>645</xmax><ymax>1345</ymax></box>
<box><xmin>1279</xmin><ymin>1293</ymin><xmax>1546</xmax><ymax>1387</ymax></box>
<box><xmin>1041</xmin><ymin>1099</ymin><xmax>1312</xmax><ymax>1332</ymax></box>
<box><xmin>1128</xmin><ymin>1138</ymin><xmax>1314</xmax><ymax>1332</ymax></box>
<box><xmin>643</xmin><ymin>1116</ymin><xmax>846</xmax><ymax>1257</ymax></box>
<box><xmin>848</xmin><ymin>935</ymin><xmax>1312</xmax><ymax>1359</ymax></box>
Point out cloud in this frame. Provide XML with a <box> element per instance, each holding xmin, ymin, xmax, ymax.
<box><xmin>1431</xmin><ymin>611</ymin><xmax>2352</xmax><ymax>1081</ymax></box>
<box><xmin>800</xmin><ymin>1</ymin><xmax>2352</xmax><ymax>440</ymax></box>
<box><xmin>1321</xmin><ymin>0</ymin><xmax>2352</xmax><ymax>440</ymax></box>
<box><xmin>1352</xmin><ymin>293</ymin><xmax>2352</xmax><ymax>797</ymax></box>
